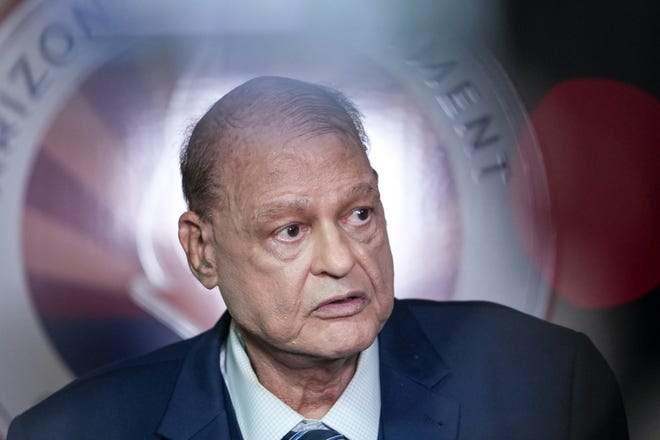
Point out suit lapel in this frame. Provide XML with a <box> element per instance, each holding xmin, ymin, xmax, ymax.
<box><xmin>379</xmin><ymin>300</ymin><xmax>459</xmax><ymax>439</ymax></box>
<box><xmin>156</xmin><ymin>313</ymin><xmax>242</xmax><ymax>440</ymax></box>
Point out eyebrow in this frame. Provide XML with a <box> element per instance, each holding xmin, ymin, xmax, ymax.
<box><xmin>252</xmin><ymin>181</ymin><xmax>379</xmax><ymax>225</ymax></box>
<box><xmin>253</xmin><ymin>198</ymin><xmax>310</xmax><ymax>224</ymax></box>
<box><xmin>343</xmin><ymin>181</ymin><xmax>379</xmax><ymax>200</ymax></box>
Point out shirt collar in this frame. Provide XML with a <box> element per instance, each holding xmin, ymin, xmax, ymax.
<box><xmin>221</xmin><ymin>320</ymin><xmax>381</xmax><ymax>440</ymax></box>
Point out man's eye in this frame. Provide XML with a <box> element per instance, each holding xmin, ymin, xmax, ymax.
<box><xmin>275</xmin><ymin>224</ymin><xmax>307</xmax><ymax>242</ymax></box>
<box><xmin>347</xmin><ymin>208</ymin><xmax>371</xmax><ymax>225</ymax></box>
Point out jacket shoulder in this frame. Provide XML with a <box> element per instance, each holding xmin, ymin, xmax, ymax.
<box><xmin>392</xmin><ymin>298</ymin><xmax>590</xmax><ymax>369</ymax></box>
<box><xmin>390</xmin><ymin>299</ymin><xmax>628</xmax><ymax>438</ymax></box>
<box><xmin>398</xmin><ymin>298</ymin><xmax>578</xmax><ymax>342</ymax></box>
<box><xmin>8</xmin><ymin>330</ymin><xmax>206</xmax><ymax>438</ymax></box>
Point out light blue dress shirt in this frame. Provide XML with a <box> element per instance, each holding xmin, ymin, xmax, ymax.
<box><xmin>220</xmin><ymin>321</ymin><xmax>381</xmax><ymax>440</ymax></box>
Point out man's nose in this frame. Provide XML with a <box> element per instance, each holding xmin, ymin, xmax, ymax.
<box><xmin>310</xmin><ymin>222</ymin><xmax>356</xmax><ymax>278</ymax></box>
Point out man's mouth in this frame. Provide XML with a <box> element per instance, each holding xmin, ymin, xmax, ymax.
<box><xmin>314</xmin><ymin>292</ymin><xmax>367</xmax><ymax>318</ymax></box>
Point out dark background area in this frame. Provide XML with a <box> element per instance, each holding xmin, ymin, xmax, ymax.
<box><xmin>504</xmin><ymin>1</ymin><xmax>659</xmax><ymax>438</ymax></box>
<box><xmin>506</xmin><ymin>0</ymin><xmax>658</xmax><ymax>105</ymax></box>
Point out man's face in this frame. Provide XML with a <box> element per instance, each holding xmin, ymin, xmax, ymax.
<box><xmin>208</xmin><ymin>133</ymin><xmax>394</xmax><ymax>362</ymax></box>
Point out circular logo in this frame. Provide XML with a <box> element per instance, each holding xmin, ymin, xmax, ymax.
<box><xmin>0</xmin><ymin>0</ymin><xmax>552</xmax><ymax>427</ymax></box>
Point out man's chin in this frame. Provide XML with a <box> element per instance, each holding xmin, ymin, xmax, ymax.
<box><xmin>310</xmin><ymin>327</ymin><xmax>378</xmax><ymax>360</ymax></box>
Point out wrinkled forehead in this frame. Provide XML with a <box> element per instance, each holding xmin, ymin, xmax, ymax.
<box><xmin>224</xmin><ymin>125</ymin><xmax>368</xmax><ymax>171</ymax></box>
<box><xmin>217</xmin><ymin>131</ymin><xmax>373</xmax><ymax>210</ymax></box>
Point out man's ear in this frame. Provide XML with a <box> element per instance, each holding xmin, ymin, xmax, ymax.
<box><xmin>178</xmin><ymin>211</ymin><xmax>219</xmax><ymax>289</ymax></box>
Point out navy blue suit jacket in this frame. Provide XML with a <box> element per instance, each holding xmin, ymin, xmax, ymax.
<box><xmin>8</xmin><ymin>299</ymin><xmax>628</xmax><ymax>439</ymax></box>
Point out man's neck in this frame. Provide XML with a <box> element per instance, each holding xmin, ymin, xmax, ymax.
<box><xmin>239</xmin><ymin>330</ymin><xmax>359</xmax><ymax>419</ymax></box>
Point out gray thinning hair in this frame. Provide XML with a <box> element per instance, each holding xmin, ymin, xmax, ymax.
<box><xmin>180</xmin><ymin>75</ymin><xmax>369</xmax><ymax>218</ymax></box>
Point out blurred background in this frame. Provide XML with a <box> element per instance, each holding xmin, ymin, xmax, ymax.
<box><xmin>0</xmin><ymin>0</ymin><xmax>657</xmax><ymax>438</ymax></box>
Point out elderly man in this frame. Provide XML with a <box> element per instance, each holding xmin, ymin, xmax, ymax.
<box><xmin>9</xmin><ymin>76</ymin><xmax>627</xmax><ymax>439</ymax></box>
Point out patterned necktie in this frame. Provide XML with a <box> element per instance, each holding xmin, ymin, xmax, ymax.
<box><xmin>281</xmin><ymin>421</ymin><xmax>347</xmax><ymax>440</ymax></box>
